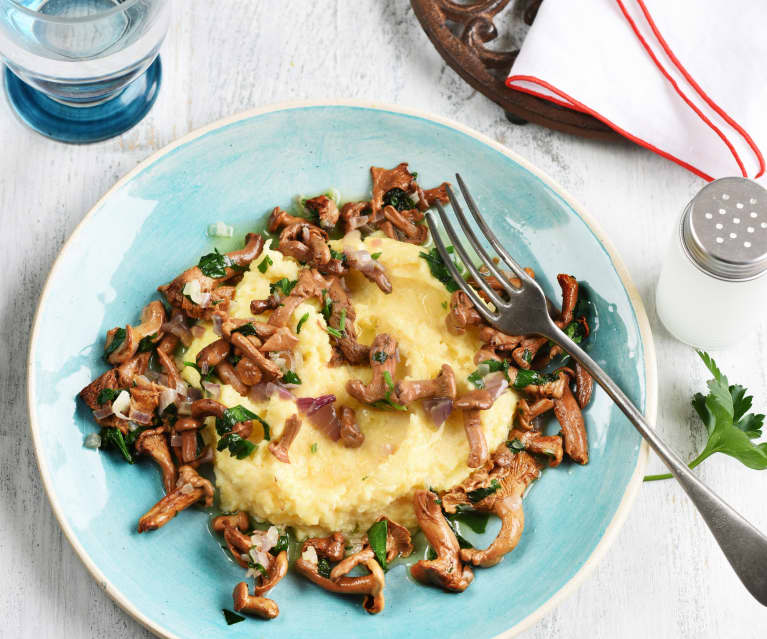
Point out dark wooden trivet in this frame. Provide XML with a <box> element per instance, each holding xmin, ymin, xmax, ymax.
<box><xmin>411</xmin><ymin>0</ymin><xmax>620</xmax><ymax>141</ymax></box>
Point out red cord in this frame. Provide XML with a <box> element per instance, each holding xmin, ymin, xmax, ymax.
<box><xmin>633</xmin><ymin>0</ymin><xmax>765</xmax><ymax>178</ymax></box>
<box><xmin>506</xmin><ymin>74</ymin><xmax>714</xmax><ymax>181</ymax></box>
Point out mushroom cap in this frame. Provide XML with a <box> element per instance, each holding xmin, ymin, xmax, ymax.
<box><xmin>455</xmin><ymin>389</ymin><xmax>493</xmax><ymax>410</ymax></box>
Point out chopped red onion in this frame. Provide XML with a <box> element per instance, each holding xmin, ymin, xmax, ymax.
<box><xmin>92</xmin><ymin>405</ymin><xmax>113</xmax><ymax>420</ymax></box>
<box><xmin>347</xmin><ymin>214</ymin><xmax>370</xmax><ymax>230</ymax></box>
<box><xmin>177</xmin><ymin>399</ymin><xmax>193</xmax><ymax>415</ymax></box>
<box><xmin>422</xmin><ymin>397</ymin><xmax>453</xmax><ymax>428</ymax></box>
<box><xmin>484</xmin><ymin>371</ymin><xmax>509</xmax><ymax>401</ymax></box>
<box><xmin>187</xmin><ymin>386</ymin><xmax>203</xmax><ymax>401</ymax></box>
<box><xmin>212</xmin><ymin>314</ymin><xmax>223</xmax><ymax>336</ymax></box>
<box><xmin>159</xmin><ymin>388</ymin><xmax>178</xmax><ymax>413</ymax></box>
<box><xmin>202</xmin><ymin>381</ymin><xmax>221</xmax><ymax>399</ymax></box>
<box><xmin>175</xmin><ymin>380</ymin><xmax>189</xmax><ymax>397</ymax></box>
<box><xmin>191</xmin><ymin>325</ymin><xmax>206</xmax><ymax>338</ymax></box>
<box><xmin>162</xmin><ymin>313</ymin><xmax>194</xmax><ymax>347</ymax></box>
<box><xmin>128</xmin><ymin>408</ymin><xmax>153</xmax><ymax>425</ymax></box>
<box><xmin>304</xmin><ymin>402</ymin><xmax>341</xmax><ymax>441</ymax></box>
<box><xmin>249</xmin><ymin>382</ymin><xmax>294</xmax><ymax>403</ymax></box>
<box><xmin>297</xmin><ymin>394</ymin><xmax>336</xmax><ymax>415</ymax></box>
<box><xmin>111</xmin><ymin>390</ymin><xmax>131</xmax><ymax>420</ymax></box>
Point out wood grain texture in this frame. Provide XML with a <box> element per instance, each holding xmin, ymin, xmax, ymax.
<box><xmin>1</xmin><ymin>1</ymin><xmax>765</xmax><ymax>637</ymax></box>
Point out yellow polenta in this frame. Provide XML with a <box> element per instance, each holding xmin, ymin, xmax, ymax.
<box><xmin>182</xmin><ymin>234</ymin><xmax>516</xmax><ymax>537</ymax></box>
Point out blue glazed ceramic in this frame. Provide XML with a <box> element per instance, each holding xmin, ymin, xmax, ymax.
<box><xmin>4</xmin><ymin>57</ymin><xmax>161</xmax><ymax>144</ymax></box>
<box><xmin>27</xmin><ymin>103</ymin><xmax>656</xmax><ymax>639</ymax></box>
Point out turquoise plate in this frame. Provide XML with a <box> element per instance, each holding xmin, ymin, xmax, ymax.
<box><xmin>27</xmin><ymin>103</ymin><xmax>656</xmax><ymax>639</ymax></box>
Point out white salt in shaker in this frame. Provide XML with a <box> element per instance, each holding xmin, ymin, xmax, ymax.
<box><xmin>656</xmin><ymin>177</ymin><xmax>767</xmax><ymax>350</ymax></box>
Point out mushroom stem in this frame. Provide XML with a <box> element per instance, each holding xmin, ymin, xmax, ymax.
<box><xmin>232</xmin><ymin>582</ymin><xmax>279</xmax><ymax>620</ymax></box>
<box><xmin>135</xmin><ymin>427</ymin><xmax>177</xmax><ymax>494</ymax></box>
<box><xmin>137</xmin><ymin>465</ymin><xmax>213</xmax><ymax>532</ymax></box>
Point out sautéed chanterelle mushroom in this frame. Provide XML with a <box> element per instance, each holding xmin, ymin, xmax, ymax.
<box><xmin>79</xmin><ymin>163</ymin><xmax>594</xmax><ymax>620</ymax></box>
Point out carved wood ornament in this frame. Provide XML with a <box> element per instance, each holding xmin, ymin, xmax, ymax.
<box><xmin>411</xmin><ymin>0</ymin><xmax>620</xmax><ymax>140</ymax></box>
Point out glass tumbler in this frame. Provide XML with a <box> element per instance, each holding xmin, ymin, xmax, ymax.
<box><xmin>0</xmin><ymin>0</ymin><xmax>170</xmax><ymax>143</ymax></box>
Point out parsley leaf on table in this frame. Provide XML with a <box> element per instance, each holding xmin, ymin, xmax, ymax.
<box><xmin>644</xmin><ymin>351</ymin><xmax>767</xmax><ymax>481</ymax></box>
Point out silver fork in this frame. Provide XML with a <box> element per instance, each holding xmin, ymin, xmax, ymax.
<box><xmin>426</xmin><ymin>174</ymin><xmax>767</xmax><ymax>606</ymax></box>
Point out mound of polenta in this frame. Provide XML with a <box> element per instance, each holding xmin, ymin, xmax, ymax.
<box><xmin>182</xmin><ymin>233</ymin><xmax>516</xmax><ymax>538</ymax></box>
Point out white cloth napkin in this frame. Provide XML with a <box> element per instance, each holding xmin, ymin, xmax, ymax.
<box><xmin>507</xmin><ymin>0</ymin><xmax>767</xmax><ymax>182</ymax></box>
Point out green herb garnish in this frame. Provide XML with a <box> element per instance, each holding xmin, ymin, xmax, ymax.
<box><xmin>296</xmin><ymin>312</ymin><xmax>309</xmax><ymax>334</ymax></box>
<box><xmin>100</xmin><ymin>427</ymin><xmax>133</xmax><ymax>464</ymax></box>
<box><xmin>645</xmin><ymin>351</ymin><xmax>767</xmax><ymax>481</ymax></box>
<box><xmin>222</xmin><ymin>609</ymin><xmax>245</xmax><ymax>625</ymax></box>
<box><xmin>441</xmin><ymin>301</ymin><xmax>448</xmax><ymax>310</ymax></box>
<box><xmin>282</xmin><ymin>370</ymin><xmax>302</xmax><ymax>385</ymax></box>
<box><xmin>250</xmin><ymin>561</ymin><xmax>267</xmax><ymax>576</ymax></box>
<box><xmin>97</xmin><ymin>388</ymin><xmax>120</xmax><ymax>405</ymax></box>
<box><xmin>271</xmin><ymin>533</ymin><xmax>289</xmax><ymax>555</ymax></box>
<box><xmin>522</xmin><ymin>348</ymin><xmax>532</xmax><ymax>364</ymax></box>
<box><xmin>467</xmin><ymin>479</ymin><xmax>501</xmax><ymax>503</ymax></box>
<box><xmin>231</xmin><ymin>322</ymin><xmax>259</xmax><ymax>337</ymax></box>
<box><xmin>419</xmin><ymin>246</ymin><xmax>464</xmax><ymax>293</ymax></box>
<box><xmin>372</xmin><ymin>351</ymin><xmax>388</xmax><ymax>364</ymax></box>
<box><xmin>446</xmin><ymin>510</ymin><xmax>490</xmax><ymax>534</ymax></box>
<box><xmin>270</xmin><ymin>278</ymin><xmax>297</xmax><ymax>297</ymax></box>
<box><xmin>367</xmin><ymin>519</ymin><xmax>388</xmax><ymax>569</ymax></box>
<box><xmin>318</xmin><ymin>556</ymin><xmax>332</xmax><ymax>578</ymax></box>
<box><xmin>373</xmin><ymin>371</ymin><xmax>408</xmax><ymax>412</ymax></box>
<box><xmin>104</xmin><ymin>327</ymin><xmax>126</xmax><ymax>360</ymax></box>
<box><xmin>326</xmin><ymin>326</ymin><xmax>344</xmax><ymax>339</ymax></box>
<box><xmin>216</xmin><ymin>432</ymin><xmax>256</xmax><ymax>459</ymax></box>
<box><xmin>198</xmin><ymin>249</ymin><xmax>234</xmax><ymax>279</ymax></box>
<box><xmin>257</xmin><ymin>255</ymin><xmax>273</xmax><ymax>273</ymax></box>
<box><xmin>311</xmin><ymin>442</ymin><xmax>318</xmax><ymax>454</ymax></box>
<box><xmin>338</xmin><ymin>308</ymin><xmax>347</xmax><ymax>332</ymax></box>
<box><xmin>329</xmin><ymin>247</ymin><xmax>346</xmax><ymax>262</ymax></box>
<box><xmin>321</xmin><ymin>290</ymin><xmax>332</xmax><ymax>321</ymax></box>
<box><xmin>137</xmin><ymin>333</ymin><xmax>157</xmax><ymax>353</ymax></box>
<box><xmin>370</xmin><ymin>252</ymin><xmax>382</xmax><ymax>260</ymax></box>
<box><xmin>513</xmin><ymin>368</ymin><xmax>557</xmax><ymax>390</ymax></box>
<box><xmin>506</xmin><ymin>438</ymin><xmax>525</xmax><ymax>453</ymax></box>
<box><xmin>383</xmin><ymin>187</ymin><xmax>416</xmax><ymax>211</ymax></box>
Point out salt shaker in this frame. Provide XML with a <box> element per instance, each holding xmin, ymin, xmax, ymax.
<box><xmin>656</xmin><ymin>177</ymin><xmax>767</xmax><ymax>350</ymax></box>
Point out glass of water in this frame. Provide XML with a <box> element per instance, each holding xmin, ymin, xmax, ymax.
<box><xmin>0</xmin><ymin>0</ymin><xmax>170</xmax><ymax>143</ymax></box>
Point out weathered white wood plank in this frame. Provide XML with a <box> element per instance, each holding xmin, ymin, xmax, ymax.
<box><xmin>1</xmin><ymin>1</ymin><xmax>765</xmax><ymax>637</ymax></box>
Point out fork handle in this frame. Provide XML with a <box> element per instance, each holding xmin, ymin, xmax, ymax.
<box><xmin>550</xmin><ymin>328</ymin><xmax>767</xmax><ymax>606</ymax></box>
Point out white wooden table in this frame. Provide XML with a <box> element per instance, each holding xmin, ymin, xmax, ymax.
<box><xmin>2</xmin><ymin>1</ymin><xmax>765</xmax><ymax>637</ymax></box>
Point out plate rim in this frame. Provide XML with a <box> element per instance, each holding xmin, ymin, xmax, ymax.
<box><xmin>26</xmin><ymin>100</ymin><xmax>656</xmax><ymax>639</ymax></box>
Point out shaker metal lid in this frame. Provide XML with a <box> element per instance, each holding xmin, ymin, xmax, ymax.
<box><xmin>682</xmin><ymin>177</ymin><xmax>767</xmax><ymax>280</ymax></box>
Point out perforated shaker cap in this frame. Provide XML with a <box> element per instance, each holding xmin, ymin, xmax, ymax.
<box><xmin>681</xmin><ymin>177</ymin><xmax>767</xmax><ymax>281</ymax></box>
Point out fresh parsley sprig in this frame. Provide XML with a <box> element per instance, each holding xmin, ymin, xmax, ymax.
<box><xmin>645</xmin><ymin>351</ymin><xmax>767</xmax><ymax>481</ymax></box>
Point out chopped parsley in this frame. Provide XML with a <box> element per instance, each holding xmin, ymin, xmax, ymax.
<box><xmin>445</xmin><ymin>518</ymin><xmax>474</xmax><ymax>549</ymax></box>
<box><xmin>231</xmin><ymin>322</ymin><xmax>259</xmax><ymax>337</ymax></box>
<box><xmin>271</xmin><ymin>533</ymin><xmax>290</xmax><ymax>555</ymax></box>
<box><xmin>467</xmin><ymin>479</ymin><xmax>501</xmax><ymax>503</ymax></box>
<box><xmin>383</xmin><ymin>187</ymin><xmax>416</xmax><ymax>211</ymax></box>
<box><xmin>250</xmin><ymin>561</ymin><xmax>267</xmax><ymax>576</ymax></box>
<box><xmin>222</xmin><ymin>609</ymin><xmax>245</xmax><ymax>625</ymax></box>
<box><xmin>282</xmin><ymin>370</ymin><xmax>302</xmax><ymax>385</ymax></box>
<box><xmin>522</xmin><ymin>348</ymin><xmax>533</xmax><ymax>364</ymax></box>
<box><xmin>317</xmin><ymin>556</ymin><xmax>332</xmax><ymax>579</ymax></box>
<box><xmin>506</xmin><ymin>438</ymin><xmax>525</xmax><ymax>453</ymax></box>
<box><xmin>367</xmin><ymin>519</ymin><xmax>389</xmax><ymax>569</ymax></box>
<box><xmin>370</xmin><ymin>251</ymin><xmax>382</xmax><ymax>260</ymax></box>
<box><xmin>564</xmin><ymin>319</ymin><xmax>587</xmax><ymax>344</ymax></box>
<box><xmin>296</xmin><ymin>312</ymin><xmax>310</xmax><ymax>334</ymax></box>
<box><xmin>214</xmin><ymin>405</ymin><xmax>270</xmax><ymax>458</ymax></box>
<box><xmin>441</xmin><ymin>300</ymin><xmax>448</xmax><ymax>310</ymax></box>
<box><xmin>104</xmin><ymin>327</ymin><xmax>126</xmax><ymax>360</ymax></box>
<box><xmin>270</xmin><ymin>278</ymin><xmax>297</xmax><ymax>297</ymax></box>
<box><xmin>97</xmin><ymin>388</ymin><xmax>120</xmax><ymax>405</ymax></box>
<box><xmin>216</xmin><ymin>432</ymin><xmax>256</xmax><ymax>459</ymax></box>
<box><xmin>310</xmin><ymin>442</ymin><xmax>318</xmax><ymax>454</ymax></box>
<box><xmin>373</xmin><ymin>370</ymin><xmax>408</xmax><ymax>412</ymax></box>
<box><xmin>338</xmin><ymin>308</ymin><xmax>347</xmax><ymax>332</ymax></box>
<box><xmin>321</xmin><ymin>290</ymin><xmax>332</xmax><ymax>321</ymax></box>
<box><xmin>100</xmin><ymin>427</ymin><xmax>133</xmax><ymax>464</ymax></box>
<box><xmin>446</xmin><ymin>510</ymin><xmax>490</xmax><ymax>534</ymax></box>
<box><xmin>198</xmin><ymin>248</ymin><xmax>244</xmax><ymax>279</ymax></box>
<box><xmin>137</xmin><ymin>333</ymin><xmax>158</xmax><ymax>353</ymax></box>
<box><xmin>326</xmin><ymin>326</ymin><xmax>344</xmax><ymax>339</ymax></box>
<box><xmin>513</xmin><ymin>369</ymin><xmax>557</xmax><ymax>390</ymax></box>
<box><xmin>419</xmin><ymin>246</ymin><xmax>464</xmax><ymax>293</ymax></box>
<box><xmin>257</xmin><ymin>255</ymin><xmax>273</xmax><ymax>273</ymax></box>
<box><xmin>372</xmin><ymin>351</ymin><xmax>388</xmax><ymax>364</ymax></box>
<box><xmin>329</xmin><ymin>247</ymin><xmax>346</xmax><ymax>262</ymax></box>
